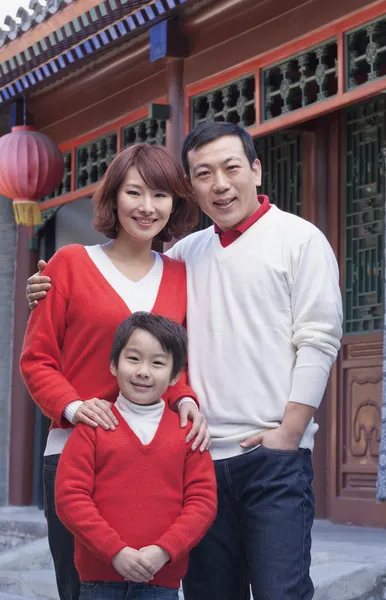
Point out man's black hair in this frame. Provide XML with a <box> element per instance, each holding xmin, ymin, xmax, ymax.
<box><xmin>110</xmin><ymin>312</ymin><xmax>187</xmax><ymax>381</ymax></box>
<box><xmin>181</xmin><ymin>122</ymin><xmax>257</xmax><ymax>177</ymax></box>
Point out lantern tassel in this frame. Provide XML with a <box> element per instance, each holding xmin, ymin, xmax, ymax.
<box><xmin>13</xmin><ymin>200</ymin><xmax>42</xmax><ymax>226</ymax></box>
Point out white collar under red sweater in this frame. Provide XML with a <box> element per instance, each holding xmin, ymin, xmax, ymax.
<box><xmin>115</xmin><ymin>392</ymin><xmax>165</xmax><ymax>445</ymax></box>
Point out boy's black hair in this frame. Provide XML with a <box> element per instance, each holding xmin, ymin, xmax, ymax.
<box><xmin>181</xmin><ymin>121</ymin><xmax>257</xmax><ymax>177</ymax></box>
<box><xmin>110</xmin><ymin>312</ymin><xmax>187</xmax><ymax>381</ymax></box>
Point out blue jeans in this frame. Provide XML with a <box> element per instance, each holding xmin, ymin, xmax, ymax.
<box><xmin>44</xmin><ymin>454</ymin><xmax>80</xmax><ymax>600</ymax></box>
<box><xmin>79</xmin><ymin>582</ymin><xmax>178</xmax><ymax>600</ymax></box>
<box><xmin>183</xmin><ymin>446</ymin><xmax>315</xmax><ymax>600</ymax></box>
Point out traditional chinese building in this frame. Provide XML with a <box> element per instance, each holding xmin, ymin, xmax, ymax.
<box><xmin>1</xmin><ymin>0</ymin><xmax>386</xmax><ymax>527</ymax></box>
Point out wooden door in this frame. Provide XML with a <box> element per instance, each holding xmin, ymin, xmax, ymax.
<box><xmin>327</xmin><ymin>97</ymin><xmax>386</xmax><ymax>527</ymax></box>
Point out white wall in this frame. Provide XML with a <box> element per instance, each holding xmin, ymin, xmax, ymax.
<box><xmin>55</xmin><ymin>197</ymin><xmax>108</xmax><ymax>249</ymax></box>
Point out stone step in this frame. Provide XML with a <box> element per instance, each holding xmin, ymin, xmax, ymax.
<box><xmin>312</xmin><ymin>561</ymin><xmax>384</xmax><ymax>600</ymax></box>
<box><xmin>0</xmin><ymin>571</ymin><xmax>57</xmax><ymax>600</ymax></box>
<box><xmin>0</xmin><ymin>508</ymin><xmax>47</xmax><ymax>554</ymax></box>
<box><xmin>0</xmin><ymin>563</ymin><xmax>383</xmax><ymax>600</ymax></box>
<box><xmin>0</xmin><ymin>592</ymin><xmax>32</xmax><ymax>600</ymax></box>
<box><xmin>0</xmin><ymin>538</ymin><xmax>52</xmax><ymax>572</ymax></box>
<box><xmin>0</xmin><ymin>534</ymin><xmax>384</xmax><ymax>600</ymax></box>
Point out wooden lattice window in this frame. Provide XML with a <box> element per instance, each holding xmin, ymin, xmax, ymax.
<box><xmin>121</xmin><ymin>118</ymin><xmax>166</xmax><ymax>148</ymax></box>
<box><xmin>76</xmin><ymin>133</ymin><xmax>117</xmax><ymax>190</ymax></box>
<box><xmin>42</xmin><ymin>152</ymin><xmax>72</xmax><ymax>200</ymax></box>
<box><xmin>344</xmin><ymin>97</ymin><xmax>385</xmax><ymax>333</ymax></box>
<box><xmin>191</xmin><ymin>75</ymin><xmax>256</xmax><ymax>129</ymax></box>
<box><xmin>254</xmin><ymin>131</ymin><xmax>303</xmax><ymax>217</ymax></box>
<box><xmin>262</xmin><ymin>40</ymin><xmax>338</xmax><ymax>121</ymax></box>
<box><xmin>347</xmin><ymin>16</ymin><xmax>386</xmax><ymax>90</ymax></box>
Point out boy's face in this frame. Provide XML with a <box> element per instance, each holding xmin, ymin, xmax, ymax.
<box><xmin>187</xmin><ymin>135</ymin><xmax>261</xmax><ymax>231</ymax></box>
<box><xmin>110</xmin><ymin>328</ymin><xmax>178</xmax><ymax>405</ymax></box>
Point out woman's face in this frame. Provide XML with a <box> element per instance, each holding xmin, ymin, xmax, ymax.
<box><xmin>115</xmin><ymin>166</ymin><xmax>173</xmax><ymax>242</ymax></box>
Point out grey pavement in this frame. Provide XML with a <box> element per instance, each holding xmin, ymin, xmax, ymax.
<box><xmin>311</xmin><ymin>520</ymin><xmax>386</xmax><ymax>599</ymax></box>
<box><xmin>0</xmin><ymin>513</ymin><xmax>386</xmax><ymax>600</ymax></box>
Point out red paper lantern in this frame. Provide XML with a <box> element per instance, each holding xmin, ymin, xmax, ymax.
<box><xmin>0</xmin><ymin>125</ymin><xmax>64</xmax><ymax>226</ymax></box>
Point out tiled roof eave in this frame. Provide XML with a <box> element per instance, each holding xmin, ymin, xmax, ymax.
<box><xmin>1</xmin><ymin>0</ymin><xmax>78</xmax><ymax>48</ymax></box>
<box><xmin>0</xmin><ymin>0</ymin><xmax>187</xmax><ymax>104</ymax></box>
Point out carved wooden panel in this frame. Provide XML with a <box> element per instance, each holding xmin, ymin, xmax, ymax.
<box><xmin>347</xmin><ymin>371</ymin><xmax>381</xmax><ymax>460</ymax></box>
<box><xmin>339</xmin><ymin>335</ymin><xmax>382</xmax><ymax>500</ymax></box>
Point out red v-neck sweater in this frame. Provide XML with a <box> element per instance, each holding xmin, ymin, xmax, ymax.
<box><xmin>20</xmin><ymin>244</ymin><xmax>197</xmax><ymax>429</ymax></box>
<box><xmin>55</xmin><ymin>405</ymin><xmax>217</xmax><ymax>587</ymax></box>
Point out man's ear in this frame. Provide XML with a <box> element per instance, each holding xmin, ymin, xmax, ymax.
<box><xmin>184</xmin><ymin>172</ymin><xmax>193</xmax><ymax>185</ymax></box>
<box><xmin>252</xmin><ymin>159</ymin><xmax>262</xmax><ymax>187</ymax></box>
<box><xmin>110</xmin><ymin>361</ymin><xmax>117</xmax><ymax>377</ymax></box>
<box><xmin>169</xmin><ymin>370</ymin><xmax>183</xmax><ymax>388</ymax></box>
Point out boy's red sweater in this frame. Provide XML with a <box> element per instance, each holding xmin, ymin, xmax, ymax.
<box><xmin>55</xmin><ymin>405</ymin><xmax>217</xmax><ymax>588</ymax></box>
<box><xmin>20</xmin><ymin>245</ymin><xmax>197</xmax><ymax>428</ymax></box>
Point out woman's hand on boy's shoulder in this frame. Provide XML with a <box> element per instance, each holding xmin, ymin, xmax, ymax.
<box><xmin>73</xmin><ymin>398</ymin><xmax>118</xmax><ymax>431</ymax></box>
<box><xmin>112</xmin><ymin>546</ymin><xmax>155</xmax><ymax>582</ymax></box>
<box><xmin>179</xmin><ymin>402</ymin><xmax>211</xmax><ymax>453</ymax></box>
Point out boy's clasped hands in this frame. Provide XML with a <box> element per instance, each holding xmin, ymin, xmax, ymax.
<box><xmin>112</xmin><ymin>545</ymin><xmax>170</xmax><ymax>583</ymax></box>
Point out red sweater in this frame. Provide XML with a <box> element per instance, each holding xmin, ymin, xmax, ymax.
<box><xmin>20</xmin><ymin>245</ymin><xmax>197</xmax><ymax>429</ymax></box>
<box><xmin>55</xmin><ymin>405</ymin><xmax>217</xmax><ymax>587</ymax></box>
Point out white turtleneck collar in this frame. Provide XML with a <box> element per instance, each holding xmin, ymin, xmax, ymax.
<box><xmin>115</xmin><ymin>392</ymin><xmax>165</xmax><ymax>445</ymax></box>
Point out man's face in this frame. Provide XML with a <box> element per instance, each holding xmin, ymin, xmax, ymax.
<box><xmin>187</xmin><ymin>135</ymin><xmax>262</xmax><ymax>231</ymax></box>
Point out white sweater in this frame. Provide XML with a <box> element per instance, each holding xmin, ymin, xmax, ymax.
<box><xmin>167</xmin><ymin>205</ymin><xmax>343</xmax><ymax>460</ymax></box>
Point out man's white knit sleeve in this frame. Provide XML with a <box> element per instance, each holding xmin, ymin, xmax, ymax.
<box><xmin>63</xmin><ymin>400</ymin><xmax>83</xmax><ymax>424</ymax></box>
<box><xmin>164</xmin><ymin>239</ymin><xmax>184</xmax><ymax>260</ymax></box>
<box><xmin>288</xmin><ymin>230</ymin><xmax>343</xmax><ymax>409</ymax></box>
<box><xmin>176</xmin><ymin>397</ymin><xmax>199</xmax><ymax>410</ymax></box>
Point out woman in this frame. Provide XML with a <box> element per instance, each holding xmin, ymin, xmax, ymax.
<box><xmin>21</xmin><ymin>144</ymin><xmax>210</xmax><ymax>600</ymax></box>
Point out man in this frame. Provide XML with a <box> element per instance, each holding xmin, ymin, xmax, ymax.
<box><xmin>27</xmin><ymin>122</ymin><xmax>343</xmax><ymax>600</ymax></box>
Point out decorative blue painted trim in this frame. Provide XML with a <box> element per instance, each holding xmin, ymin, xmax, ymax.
<box><xmin>0</xmin><ymin>0</ymin><xmax>188</xmax><ymax>104</ymax></box>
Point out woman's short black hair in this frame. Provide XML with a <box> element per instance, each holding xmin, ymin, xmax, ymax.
<box><xmin>110</xmin><ymin>312</ymin><xmax>187</xmax><ymax>381</ymax></box>
<box><xmin>181</xmin><ymin>122</ymin><xmax>257</xmax><ymax>177</ymax></box>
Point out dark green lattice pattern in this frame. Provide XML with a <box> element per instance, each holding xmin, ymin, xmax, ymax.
<box><xmin>42</xmin><ymin>152</ymin><xmax>72</xmax><ymax>201</ymax></box>
<box><xmin>262</xmin><ymin>40</ymin><xmax>338</xmax><ymax>121</ymax></box>
<box><xmin>254</xmin><ymin>132</ymin><xmax>303</xmax><ymax>217</ymax></box>
<box><xmin>76</xmin><ymin>133</ymin><xmax>118</xmax><ymax>190</ymax></box>
<box><xmin>344</xmin><ymin>97</ymin><xmax>385</xmax><ymax>334</ymax></box>
<box><xmin>191</xmin><ymin>76</ymin><xmax>256</xmax><ymax>129</ymax></box>
<box><xmin>347</xmin><ymin>17</ymin><xmax>386</xmax><ymax>90</ymax></box>
<box><xmin>122</xmin><ymin>119</ymin><xmax>166</xmax><ymax>148</ymax></box>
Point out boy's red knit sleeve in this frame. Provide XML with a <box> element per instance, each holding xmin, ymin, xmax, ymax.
<box><xmin>153</xmin><ymin>438</ymin><xmax>217</xmax><ymax>562</ymax></box>
<box><xmin>55</xmin><ymin>424</ymin><xmax>126</xmax><ymax>563</ymax></box>
<box><xmin>20</xmin><ymin>248</ymin><xmax>81</xmax><ymax>426</ymax></box>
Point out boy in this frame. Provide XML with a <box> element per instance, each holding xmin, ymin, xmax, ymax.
<box><xmin>55</xmin><ymin>312</ymin><xmax>217</xmax><ymax>600</ymax></box>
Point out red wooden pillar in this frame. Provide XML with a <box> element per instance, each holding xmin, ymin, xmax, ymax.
<box><xmin>166</xmin><ymin>57</ymin><xmax>185</xmax><ymax>161</ymax></box>
<box><xmin>9</xmin><ymin>227</ymin><xmax>38</xmax><ymax>505</ymax></box>
<box><xmin>164</xmin><ymin>57</ymin><xmax>186</xmax><ymax>252</ymax></box>
<box><xmin>8</xmin><ymin>100</ymin><xmax>38</xmax><ymax>505</ymax></box>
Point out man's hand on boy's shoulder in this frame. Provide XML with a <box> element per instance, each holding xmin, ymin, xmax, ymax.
<box><xmin>26</xmin><ymin>260</ymin><xmax>50</xmax><ymax>309</ymax></box>
<box><xmin>112</xmin><ymin>546</ymin><xmax>156</xmax><ymax>582</ymax></box>
<box><xmin>139</xmin><ymin>545</ymin><xmax>170</xmax><ymax>573</ymax></box>
<box><xmin>178</xmin><ymin>401</ymin><xmax>211</xmax><ymax>453</ymax></box>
